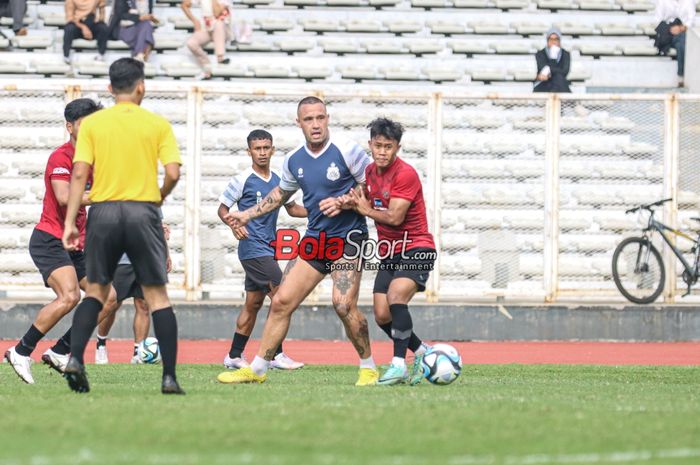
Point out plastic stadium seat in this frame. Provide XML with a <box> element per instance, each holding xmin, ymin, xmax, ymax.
<box><xmin>381</xmin><ymin>66</ymin><xmax>421</xmax><ymax>80</ymax></box>
<box><xmin>344</xmin><ymin>19</ymin><xmax>383</xmax><ymax>32</ymax></box>
<box><xmin>409</xmin><ymin>40</ymin><xmax>443</xmax><ymax>55</ymax></box>
<box><xmin>153</xmin><ymin>35</ymin><xmax>186</xmax><ymax>50</ymax></box>
<box><xmin>449</xmin><ymin>40</ymin><xmax>491</xmax><ymax>55</ymax></box>
<box><xmin>241</xmin><ymin>0</ymin><xmax>275</xmax><ymax>5</ymax></box>
<box><xmin>560</xmin><ymin>234</ymin><xmax>618</xmax><ymax>253</ymax></box>
<box><xmin>363</xmin><ymin>39</ymin><xmax>407</xmax><ymax>54</ymax></box>
<box><xmin>338</xmin><ymin>65</ymin><xmax>377</xmax><ymax>81</ymax></box>
<box><xmin>162</xmin><ymin>62</ymin><xmax>199</xmax><ymax>78</ymax></box>
<box><xmin>327</xmin><ymin>0</ymin><xmax>364</xmax><ymax>5</ymax></box>
<box><xmin>11</xmin><ymin>35</ymin><xmax>53</xmax><ymax>50</ymax></box>
<box><xmin>235</xmin><ymin>40</ymin><xmax>275</xmax><ymax>52</ymax></box>
<box><xmin>428</xmin><ymin>19</ymin><xmax>466</xmax><ymax>35</ymax></box>
<box><xmin>621</xmin><ymin>44</ymin><xmax>659</xmax><ymax>56</ymax></box>
<box><xmin>567</xmin><ymin>63</ymin><xmax>592</xmax><ymax>81</ymax></box>
<box><xmin>621</xmin><ymin>142</ymin><xmax>657</xmax><ymax>157</ymax></box>
<box><xmin>293</xmin><ymin>65</ymin><xmax>333</xmax><ymax>80</ymax></box>
<box><xmin>285</xmin><ymin>0</ymin><xmax>320</xmax><ymax>6</ymax></box>
<box><xmin>537</xmin><ymin>0</ymin><xmax>577</xmax><ymax>9</ymax></box>
<box><xmin>598</xmin><ymin>23</ymin><xmax>639</xmax><ymax>35</ymax></box>
<box><xmin>485</xmin><ymin>140</ymin><xmax>528</xmax><ymax>154</ymax></box>
<box><xmin>369</xmin><ymin>0</ymin><xmax>401</xmax><ymax>7</ymax></box>
<box><xmin>255</xmin><ymin>18</ymin><xmax>296</xmax><ymax>33</ymax></box>
<box><xmin>386</xmin><ymin>20</ymin><xmax>423</xmax><ymax>34</ymax></box>
<box><xmin>441</xmin><ymin>233</ymin><xmax>478</xmax><ymax>250</ymax></box>
<box><xmin>243</xmin><ymin>107</ymin><xmax>294</xmax><ymax>126</ymax></box>
<box><xmin>556</xmin><ymin>22</ymin><xmax>595</xmax><ymax>36</ymax></box>
<box><xmin>467</xmin><ymin>114</ymin><xmax>506</xmax><ymax>130</ymax></box>
<box><xmin>560</xmin><ymin>116</ymin><xmax>597</xmax><ymax>131</ymax></box>
<box><xmin>598</xmin><ymin>116</ymin><xmax>635</xmax><ymax>131</ymax></box>
<box><xmin>470</xmin><ymin>68</ymin><xmax>509</xmax><ymax>82</ymax></box>
<box><xmin>0</xmin><ymin>253</ymin><xmax>35</xmax><ymax>272</ymax></box>
<box><xmin>0</xmin><ymin>16</ymin><xmax>32</xmax><ymax>27</ymax></box>
<box><xmin>572</xmin><ymin>186</ymin><xmax>623</xmax><ymax>206</ymax></box>
<box><xmin>454</xmin><ymin>0</ymin><xmax>492</xmax><ymax>7</ymax></box>
<box><xmin>578</xmin><ymin>0</ymin><xmax>620</xmax><ymax>9</ymax></box>
<box><xmin>0</xmin><ymin>60</ymin><xmax>27</xmax><ymax>73</ymax></box>
<box><xmin>39</xmin><ymin>12</ymin><xmax>67</xmax><ymax>27</ymax></box>
<box><xmin>0</xmin><ymin>186</ymin><xmax>26</xmax><ymax>201</ymax></box>
<box><xmin>211</xmin><ymin>64</ymin><xmax>249</xmax><ymax>78</ymax></box>
<box><xmin>577</xmin><ymin>43</ymin><xmax>621</xmax><ymax>57</ymax></box>
<box><xmin>302</xmin><ymin>19</ymin><xmax>341</xmax><ymax>33</ymax></box>
<box><xmin>412</xmin><ymin>0</ymin><xmax>448</xmax><ymax>7</ymax></box>
<box><xmin>441</xmin><ymin>185</ymin><xmax>484</xmax><ymax>205</ymax></box>
<box><xmin>252</xmin><ymin>64</ymin><xmax>291</xmax><ymax>78</ymax></box>
<box><xmin>617</xmin><ymin>0</ymin><xmax>654</xmax><ymax>13</ymax></box>
<box><xmin>169</xmin><ymin>16</ymin><xmax>194</xmax><ymax>30</ymax></box>
<box><xmin>275</xmin><ymin>38</ymin><xmax>315</xmax><ymax>53</ymax></box>
<box><xmin>512</xmin><ymin>116</ymin><xmax>545</xmax><ymax>130</ymax></box>
<box><xmin>495</xmin><ymin>0</ymin><xmax>529</xmax><ymax>8</ymax></box>
<box><xmin>513</xmin><ymin>21</ymin><xmax>549</xmax><ymax>35</ymax></box>
<box><xmin>441</xmin><ymin>255</ymin><xmax>482</xmax><ymax>275</ymax></box>
<box><xmin>423</xmin><ymin>66</ymin><xmax>463</xmax><ymax>82</ymax></box>
<box><xmin>468</xmin><ymin>21</ymin><xmax>510</xmax><ymax>34</ymax></box>
<box><xmin>493</xmin><ymin>41</ymin><xmax>535</xmax><ymax>54</ymax></box>
<box><xmin>321</xmin><ymin>39</ymin><xmax>359</xmax><ymax>54</ymax></box>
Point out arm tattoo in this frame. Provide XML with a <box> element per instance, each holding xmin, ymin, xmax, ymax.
<box><xmin>264</xmin><ymin>348</ymin><xmax>277</xmax><ymax>361</ymax></box>
<box><xmin>247</xmin><ymin>187</ymin><xmax>294</xmax><ymax>220</ymax></box>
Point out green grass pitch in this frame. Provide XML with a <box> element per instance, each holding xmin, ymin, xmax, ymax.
<box><xmin>0</xmin><ymin>364</ymin><xmax>698</xmax><ymax>465</ymax></box>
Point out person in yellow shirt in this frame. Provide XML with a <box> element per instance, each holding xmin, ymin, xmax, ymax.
<box><xmin>62</xmin><ymin>57</ymin><xmax>184</xmax><ymax>395</ymax></box>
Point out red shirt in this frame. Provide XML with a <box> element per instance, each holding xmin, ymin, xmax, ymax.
<box><xmin>365</xmin><ymin>157</ymin><xmax>435</xmax><ymax>256</ymax></box>
<box><xmin>35</xmin><ymin>142</ymin><xmax>90</xmax><ymax>250</ymax></box>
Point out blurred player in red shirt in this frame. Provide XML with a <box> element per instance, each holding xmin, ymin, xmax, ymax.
<box><xmin>4</xmin><ymin>99</ymin><xmax>117</xmax><ymax>385</ymax></box>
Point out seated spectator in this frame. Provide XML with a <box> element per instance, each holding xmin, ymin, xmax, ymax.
<box><xmin>533</xmin><ymin>27</ymin><xmax>571</xmax><ymax>93</ymax></box>
<box><xmin>0</xmin><ymin>0</ymin><xmax>27</xmax><ymax>37</ymax></box>
<box><xmin>182</xmin><ymin>0</ymin><xmax>232</xmax><ymax>79</ymax></box>
<box><xmin>108</xmin><ymin>0</ymin><xmax>157</xmax><ymax>62</ymax></box>
<box><xmin>63</xmin><ymin>0</ymin><xmax>109</xmax><ymax>64</ymax></box>
<box><xmin>654</xmin><ymin>0</ymin><xmax>695</xmax><ymax>87</ymax></box>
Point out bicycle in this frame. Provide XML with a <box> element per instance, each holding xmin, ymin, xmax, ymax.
<box><xmin>611</xmin><ymin>198</ymin><xmax>700</xmax><ymax>304</ymax></box>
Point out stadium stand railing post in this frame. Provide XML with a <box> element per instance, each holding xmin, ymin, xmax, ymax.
<box><xmin>544</xmin><ymin>93</ymin><xmax>560</xmax><ymax>303</ymax></box>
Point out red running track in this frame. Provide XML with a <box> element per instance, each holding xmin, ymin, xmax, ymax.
<box><xmin>5</xmin><ymin>340</ymin><xmax>699</xmax><ymax>365</ymax></box>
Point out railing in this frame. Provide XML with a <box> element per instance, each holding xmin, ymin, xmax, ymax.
<box><xmin>0</xmin><ymin>79</ymin><xmax>698</xmax><ymax>303</ymax></box>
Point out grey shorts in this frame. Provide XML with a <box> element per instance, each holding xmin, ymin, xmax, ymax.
<box><xmin>241</xmin><ymin>256</ymin><xmax>282</xmax><ymax>293</ymax></box>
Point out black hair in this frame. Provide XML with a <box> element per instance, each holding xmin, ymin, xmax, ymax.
<box><xmin>297</xmin><ymin>95</ymin><xmax>326</xmax><ymax>113</ymax></box>
<box><xmin>367</xmin><ymin>117</ymin><xmax>404</xmax><ymax>143</ymax></box>
<box><xmin>109</xmin><ymin>58</ymin><xmax>145</xmax><ymax>94</ymax></box>
<box><xmin>247</xmin><ymin>129</ymin><xmax>273</xmax><ymax>147</ymax></box>
<box><xmin>64</xmin><ymin>98</ymin><xmax>103</xmax><ymax>123</ymax></box>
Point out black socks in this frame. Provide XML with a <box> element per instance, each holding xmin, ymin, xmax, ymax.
<box><xmin>152</xmin><ymin>307</ymin><xmax>178</xmax><ymax>379</ymax></box>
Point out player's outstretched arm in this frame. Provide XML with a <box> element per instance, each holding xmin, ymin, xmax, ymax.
<box><xmin>349</xmin><ymin>188</ymin><xmax>411</xmax><ymax>226</ymax></box>
<box><xmin>62</xmin><ymin>161</ymin><xmax>90</xmax><ymax>251</ymax></box>
<box><xmin>159</xmin><ymin>162</ymin><xmax>181</xmax><ymax>204</ymax></box>
<box><xmin>224</xmin><ymin>186</ymin><xmax>293</xmax><ymax>228</ymax></box>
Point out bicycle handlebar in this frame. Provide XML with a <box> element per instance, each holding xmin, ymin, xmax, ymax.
<box><xmin>625</xmin><ymin>198</ymin><xmax>673</xmax><ymax>215</ymax></box>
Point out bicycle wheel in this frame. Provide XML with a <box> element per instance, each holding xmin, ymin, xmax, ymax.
<box><xmin>612</xmin><ymin>237</ymin><xmax>665</xmax><ymax>304</ymax></box>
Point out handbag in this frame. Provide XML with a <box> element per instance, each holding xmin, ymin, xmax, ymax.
<box><xmin>654</xmin><ymin>18</ymin><xmax>682</xmax><ymax>54</ymax></box>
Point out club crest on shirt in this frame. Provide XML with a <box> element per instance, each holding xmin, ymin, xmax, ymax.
<box><xmin>326</xmin><ymin>162</ymin><xmax>340</xmax><ymax>181</ymax></box>
<box><xmin>297</xmin><ymin>168</ymin><xmax>304</xmax><ymax>178</ymax></box>
<box><xmin>383</xmin><ymin>191</ymin><xmax>390</xmax><ymax>199</ymax></box>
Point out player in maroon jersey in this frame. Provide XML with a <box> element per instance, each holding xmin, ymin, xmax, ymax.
<box><xmin>344</xmin><ymin>117</ymin><xmax>437</xmax><ymax>385</ymax></box>
<box><xmin>4</xmin><ymin>99</ymin><xmax>117</xmax><ymax>384</ymax></box>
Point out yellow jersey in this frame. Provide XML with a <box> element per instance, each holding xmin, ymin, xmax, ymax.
<box><xmin>74</xmin><ymin>102</ymin><xmax>181</xmax><ymax>203</ymax></box>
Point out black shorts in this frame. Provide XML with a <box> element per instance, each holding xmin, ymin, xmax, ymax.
<box><xmin>373</xmin><ymin>247</ymin><xmax>437</xmax><ymax>294</ymax></box>
<box><xmin>29</xmin><ymin>228</ymin><xmax>86</xmax><ymax>287</ymax></box>
<box><xmin>241</xmin><ymin>256</ymin><xmax>282</xmax><ymax>293</ymax></box>
<box><xmin>85</xmin><ymin>202</ymin><xmax>168</xmax><ymax>286</ymax></box>
<box><xmin>304</xmin><ymin>231</ymin><xmax>368</xmax><ymax>275</ymax></box>
<box><xmin>113</xmin><ymin>263</ymin><xmax>144</xmax><ymax>302</ymax></box>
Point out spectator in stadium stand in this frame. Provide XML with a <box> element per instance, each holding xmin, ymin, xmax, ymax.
<box><xmin>0</xmin><ymin>0</ymin><xmax>27</xmax><ymax>37</ymax></box>
<box><xmin>108</xmin><ymin>0</ymin><xmax>158</xmax><ymax>62</ymax></box>
<box><xmin>61</xmin><ymin>58</ymin><xmax>183</xmax><ymax>395</ymax></box>
<box><xmin>63</xmin><ymin>0</ymin><xmax>109</xmax><ymax>64</ymax></box>
<box><xmin>654</xmin><ymin>0</ymin><xmax>695</xmax><ymax>87</ymax></box>
<box><xmin>181</xmin><ymin>0</ymin><xmax>232</xmax><ymax>79</ymax></box>
<box><xmin>4</xmin><ymin>98</ymin><xmax>119</xmax><ymax>385</ymax></box>
<box><xmin>533</xmin><ymin>27</ymin><xmax>571</xmax><ymax>93</ymax></box>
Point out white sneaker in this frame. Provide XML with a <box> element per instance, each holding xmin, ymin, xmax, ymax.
<box><xmin>223</xmin><ymin>354</ymin><xmax>249</xmax><ymax>369</ymax></box>
<box><xmin>4</xmin><ymin>346</ymin><xmax>34</xmax><ymax>384</ymax></box>
<box><xmin>270</xmin><ymin>352</ymin><xmax>304</xmax><ymax>370</ymax></box>
<box><xmin>41</xmin><ymin>348</ymin><xmax>69</xmax><ymax>374</ymax></box>
<box><xmin>130</xmin><ymin>354</ymin><xmax>144</xmax><ymax>364</ymax></box>
<box><xmin>95</xmin><ymin>346</ymin><xmax>109</xmax><ymax>365</ymax></box>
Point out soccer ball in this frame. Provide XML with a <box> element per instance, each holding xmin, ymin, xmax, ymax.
<box><xmin>137</xmin><ymin>337</ymin><xmax>161</xmax><ymax>364</ymax></box>
<box><xmin>421</xmin><ymin>343</ymin><xmax>462</xmax><ymax>385</ymax></box>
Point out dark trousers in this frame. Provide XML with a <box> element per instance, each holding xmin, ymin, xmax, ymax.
<box><xmin>63</xmin><ymin>14</ymin><xmax>109</xmax><ymax>58</ymax></box>
<box><xmin>0</xmin><ymin>0</ymin><xmax>26</xmax><ymax>32</ymax></box>
<box><xmin>671</xmin><ymin>32</ymin><xmax>686</xmax><ymax>76</ymax></box>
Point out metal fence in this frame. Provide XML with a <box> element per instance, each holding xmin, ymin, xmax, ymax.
<box><xmin>0</xmin><ymin>80</ymin><xmax>698</xmax><ymax>303</ymax></box>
